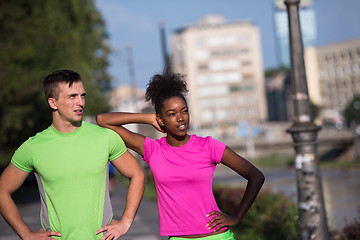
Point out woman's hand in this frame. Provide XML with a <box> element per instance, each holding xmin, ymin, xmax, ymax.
<box><xmin>150</xmin><ymin>113</ymin><xmax>166</xmax><ymax>133</ymax></box>
<box><xmin>206</xmin><ymin>211</ymin><xmax>240</xmax><ymax>231</ymax></box>
<box><xmin>96</xmin><ymin>219</ymin><xmax>132</xmax><ymax>240</ymax></box>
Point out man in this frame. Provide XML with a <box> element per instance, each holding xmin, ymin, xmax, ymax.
<box><xmin>0</xmin><ymin>70</ymin><xmax>145</xmax><ymax>240</ymax></box>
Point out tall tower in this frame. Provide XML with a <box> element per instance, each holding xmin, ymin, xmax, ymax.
<box><xmin>273</xmin><ymin>0</ymin><xmax>317</xmax><ymax>67</ymax></box>
<box><xmin>171</xmin><ymin>15</ymin><xmax>267</xmax><ymax>137</ymax></box>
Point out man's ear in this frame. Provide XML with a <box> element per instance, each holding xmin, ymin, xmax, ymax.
<box><xmin>48</xmin><ymin>98</ymin><xmax>57</xmax><ymax>111</ymax></box>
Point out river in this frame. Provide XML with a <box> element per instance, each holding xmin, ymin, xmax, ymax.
<box><xmin>213</xmin><ymin>166</ymin><xmax>360</xmax><ymax>230</ymax></box>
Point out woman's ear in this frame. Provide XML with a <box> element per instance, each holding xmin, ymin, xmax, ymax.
<box><xmin>156</xmin><ymin>114</ymin><xmax>165</xmax><ymax>127</ymax></box>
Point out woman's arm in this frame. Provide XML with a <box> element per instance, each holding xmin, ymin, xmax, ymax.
<box><xmin>96</xmin><ymin>112</ymin><xmax>162</xmax><ymax>157</ymax></box>
<box><xmin>207</xmin><ymin>146</ymin><xmax>265</xmax><ymax>231</ymax></box>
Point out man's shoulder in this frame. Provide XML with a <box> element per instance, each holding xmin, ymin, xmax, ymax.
<box><xmin>82</xmin><ymin>121</ymin><xmax>101</xmax><ymax>129</ymax></box>
<box><xmin>82</xmin><ymin>121</ymin><xmax>114</xmax><ymax>139</ymax></box>
<box><xmin>14</xmin><ymin>126</ymin><xmax>52</xmax><ymax>154</ymax></box>
<box><xmin>82</xmin><ymin>121</ymin><xmax>107</xmax><ymax>133</ymax></box>
<box><xmin>29</xmin><ymin>125</ymin><xmax>53</xmax><ymax>141</ymax></box>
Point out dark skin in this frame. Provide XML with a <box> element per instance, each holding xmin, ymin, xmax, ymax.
<box><xmin>97</xmin><ymin>96</ymin><xmax>265</xmax><ymax>238</ymax></box>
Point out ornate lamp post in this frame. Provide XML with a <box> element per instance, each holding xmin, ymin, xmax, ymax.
<box><xmin>284</xmin><ymin>0</ymin><xmax>330</xmax><ymax>239</ymax></box>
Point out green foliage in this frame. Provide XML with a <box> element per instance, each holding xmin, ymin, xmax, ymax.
<box><xmin>344</xmin><ymin>95</ymin><xmax>360</xmax><ymax>127</ymax></box>
<box><xmin>253</xmin><ymin>153</ymin><xmax>294</xmax><ymax>169</ymax></box>
<box><xmin>213</xmin><ymin>187</ymin><xmax>300</xmax><ymax>240</ymax></box>
<box><xmin>0</xmin><ymin>0</ymin><xmax>111</xmax><ymax>165</ymax></box>
<box><xmin>331</xmin><ymin>213</ymin><xmax>360</xmax><ymax>240</ymax></box>
<box><xmin>311</xmin><ymin>101</ymin><xmax>320</xmax><ymax>120</ymax></box>
<box><xmin>143</xmin><ymin>167</ymin><xmax>158</xmax><ymax>201</ymax></box>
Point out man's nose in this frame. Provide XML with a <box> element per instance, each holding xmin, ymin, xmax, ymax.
<box><xmin>77</xmin><ymin>96</ymin><xmax>85</xmax><ymax>106</ymax></box>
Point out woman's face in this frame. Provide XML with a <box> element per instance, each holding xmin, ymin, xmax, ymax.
<box><xmin>158</xmin><ymin>96</ymin><xmax>189</xmax><ymax>137</ymax></box>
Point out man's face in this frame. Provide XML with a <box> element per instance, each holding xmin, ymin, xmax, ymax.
<box><xmin>49</xmin><ymin>81</ymin><xmax>86</xmax><ymax>124</ymax></box>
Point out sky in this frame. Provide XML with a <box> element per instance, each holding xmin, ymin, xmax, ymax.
<box><xmin>94</xmin><ymin>0</ymin><xmax>360</xmax><ymax>90</ymax></box>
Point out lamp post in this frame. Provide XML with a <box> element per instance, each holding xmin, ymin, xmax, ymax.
<box><xmin>284</xmin><ymin>0</ymin><xmax>330</xmax><ymax>239</ymax></box>
<box><xmin>159</xmin><ymin>19</ymin><xmax>170</xmax><ymax>70</ymax></box>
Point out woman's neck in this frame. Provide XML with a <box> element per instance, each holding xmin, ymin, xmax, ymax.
<box><xmin>166</xmin><ymin>134</ymin><xmax>190</xmax><ymax>147</ymax></box>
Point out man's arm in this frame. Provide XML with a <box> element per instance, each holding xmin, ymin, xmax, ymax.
<box><xmin>95</xmin><ymin>151</ymin><xmax>145</xmax><ymax>240</ymax></box>
<box><xmin>0</xmin><ymin>163</ymin><xmax>61</xmax><ymax>239</ymax></box>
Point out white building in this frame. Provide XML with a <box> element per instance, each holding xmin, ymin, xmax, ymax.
<box><xmin>171</xmin><ymin>15</ymin><xmax>267</xmax><ymax>137</ymax></box>
<box><xmin>109</xmin><ymin>85</ymin><xmax>149</xmax><ymax>133</ymax></box>
<box><xmin>305</xmin><ymin>38</ymin><xmax>360</xmax><ymax>126</ymax></box>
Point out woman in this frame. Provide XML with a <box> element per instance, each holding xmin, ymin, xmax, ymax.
<box><xmin>97</xmin><ymin>70</ymin><xmax>265</xmax><ymax>240</ymax></box>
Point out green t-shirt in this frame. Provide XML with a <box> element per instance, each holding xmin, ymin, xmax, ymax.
<box><xmin>11</xmin><ymin>121</ymin><xmax>127</xmax><ymax>240</ymax></box>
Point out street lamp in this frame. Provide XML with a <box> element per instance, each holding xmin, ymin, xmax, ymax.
<box><xmin>159</xmin><ymin>19</ymin><xmax>170</xmax><ymax>70</ymax></box>
<box><xmin>284</xmin><ymin>0</ymin><xmax>330</xmax><ymax>239</ymax></box>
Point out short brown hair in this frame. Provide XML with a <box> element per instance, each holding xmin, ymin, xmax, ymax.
<box><xmin>43</xmin><ymin>70</ymin><xmax>81</xmax><ymax>100</ymax></box>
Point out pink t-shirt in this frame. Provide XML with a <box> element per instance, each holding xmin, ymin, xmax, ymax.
<box><xmin>143</xmin><ymin>134</ymin><xmax>227</xmax><ymax>236</ymax></box>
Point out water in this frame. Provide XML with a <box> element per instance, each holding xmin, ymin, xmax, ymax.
<box><xmin>213</xmin><ymin>166</ymin><xmax>360</xmax><ymax>230</ymax></box>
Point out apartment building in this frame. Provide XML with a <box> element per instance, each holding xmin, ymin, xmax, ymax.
<box><xmin>170</xmin><ymin>15</ymin><xmax>267</xmax><ymax>136</ymax></box>
<box><xmin>305</xmin><ymin>38</ymin><xmax>360</xmax><ymax>124</ymax></box>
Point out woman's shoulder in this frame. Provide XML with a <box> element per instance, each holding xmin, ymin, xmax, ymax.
<box><xmin>191</xmin><ymin>134</ymin><xmax>216</xmax><ymax>145</ymax></box>
<box><xmin>191</xmin><ymin>134</ymin><xmax>226</xmax><ymax>148</ymax></box>
<box><xmin>145</xmin><ymin>136</ymin><xmax>166</xmax><ymax>146</ymax></box>
<box><xmin>191</xmin><ymin>134</ymin><xmax>215</xmax><ymax>142</ymax></box>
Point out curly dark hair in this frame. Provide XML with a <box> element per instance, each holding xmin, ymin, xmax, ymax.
<box><xmin>145</xmin><ymin>69</ymin><xmax>188</xmax><ymax>114</ymax></box>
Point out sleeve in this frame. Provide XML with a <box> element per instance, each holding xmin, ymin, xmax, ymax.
<box><xmin>142</xmin><ymin>137</ymin><xmax>154</xmax><ymax>164</ymax></box>
<box><xmin>208</xmin><ymin>136</ymin><xmax>226</xmax><ymax>164</ymax></box>
<box><xmin>11</xmin><ymin>139</ymin><xmax>34</xmax><ymax>172</ymax></box>
<box><xmin>106</xmin><ymin>128</ymin><xmax>127</xmax><ymax>161</ymax></box>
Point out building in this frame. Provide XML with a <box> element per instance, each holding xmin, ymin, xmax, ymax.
<box><xmin>273</xmin><ymin>0</ymin><xmax>317</xmax><ymax>67</ymax></box>
<box><xmin>109</xmin><ymin>84</ymin><xmax>146</xmax><ymax>113</ymax></box>
<box><xmin>304</xmin><ymin>38</ymin><xmax>360</xmax><ymax>126</ymax></box>
<box><xmin>109</xmin><ymin>85</ymin><xmax>151</xmax><ymax>134</ymax></box>
<box><xmin>171</xmin><ymin>15</ymin><xmax>267</xmax><ymax>137</ymax></box>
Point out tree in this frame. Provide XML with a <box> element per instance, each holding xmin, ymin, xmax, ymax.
<box><xmin>344</xmin><ymin>95</ymin><xmax>360</xmax><ymax>128</ymax></box>
<box><xmin>0</xmin><ymin>0</ymin><xmax>111</xmax><ymax>166</ymax></box>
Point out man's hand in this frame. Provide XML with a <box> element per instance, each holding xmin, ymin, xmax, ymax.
<box><xmin>95</xmin><ymin>219</ymin><xmax>132</xmax><ymax>240</ymax></box>
<box><xmin>23</xmin><ymin>229</ymin><xmax>61</xmax><ymax>240</ymax></box>
<box><xmin>206</xmin><ymin>211</ymin><xmax>240</xmax><ymax>231</ymax></box>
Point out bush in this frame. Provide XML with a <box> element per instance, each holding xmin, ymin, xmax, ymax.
<box><xmin>213</xmin><ymin>186</ymin><xmax>300</xmax><ymax>240</ymax></box>
<box><xmin>331</xmin><ymin>215</ymin><xmax>360</xmax><ymax>240</ymax></box>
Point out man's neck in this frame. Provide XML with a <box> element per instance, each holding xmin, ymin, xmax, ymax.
<box><xmin>52</xmin><ymin>120</ymin><xmax>82</xmax><ymax>133</ymax></box>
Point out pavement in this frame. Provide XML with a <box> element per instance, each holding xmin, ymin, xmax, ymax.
<box><xmin>0</xmin><ymin>181</ymin><xmax>167</xmax><ymax>240</ymax></box>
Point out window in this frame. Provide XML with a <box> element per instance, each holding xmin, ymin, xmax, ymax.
<box><xmin>198</xmin><ymin>64</ymin><xmax>208</xmax><ymax>70</ymax></box>
<box><xmin>209</xmin><ymin>60</ymin><xmax>239</xmax><ymax>71</ymax></box>
<box><xmin>195</xmin><ymin>50</ymin><xmax>209</xmax><ymax>60</ymax></box>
